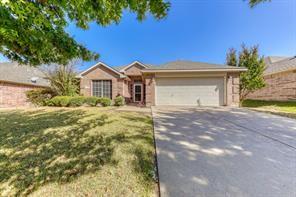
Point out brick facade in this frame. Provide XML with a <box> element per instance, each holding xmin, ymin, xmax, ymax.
<box><xmin>0</xmin><ymin>82</ymin><xmax>41</xmax><ymax>107</ymax></box>
<box><xmin>144</xmin><ymin>74</ymin><xmax>156</xmax><ymax>106</ymax></box>
<box><xmin>247</xmin><ymin>70</ymin><xmax>296</xmax><ymax>101</ymax></box>
<box><xmin>227</xmin><ymin>73</ymin><xmax>240</xmax><ymax>106</ymax></box>
<box><xmin>79</xmin><ymin>63</ymin><xmax>243</xmax><ymax>107</ymax></box>
<box><xmin>123</xmin><ymin>63</ymin><xmax>145</xmax><ymax>76</ymax></box>
<box><xmin>80</xmin><ymin>65</ymin><xmax>122</xmax><ymax>100</ymax></box>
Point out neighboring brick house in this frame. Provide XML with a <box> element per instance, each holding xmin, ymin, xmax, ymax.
<box><xmin>247</xmin><ymin>56</ymin><xmax>296</xmax><ymax>101</ymax></box>
<box><xmin>0</xmin><ymin>62</ymin><xmax>49</xmax><ymax>107</ymax></box>
<box><xmin>79</xmin><ymin>60</ymin><xmax>247</xmax><ymax>107</ymax></box>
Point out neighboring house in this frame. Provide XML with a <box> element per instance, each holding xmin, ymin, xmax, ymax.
<box><xmin>0</xmin><ymin>62</ymin><xmax>49</xmax><ymax>107</ymax></box>
<box><xmin>79</xmin><ymin>60</ymin><xmax>247</xmax><ymax>106</ymax></box>
<box><xmin>247</xmin><ymin>56</ymin><xmax>296</xmax><ymax>101</ymax></box>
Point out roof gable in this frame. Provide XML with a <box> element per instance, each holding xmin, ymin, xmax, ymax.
<box><xmin>79</xmin><ymin>62</ymin><xmax>125</xmax><ymax>78</ymax></box>
<box><xmin>119</xmin><ymin>61</ymin><xmax>148</xmax><ymax>72</ymax></box>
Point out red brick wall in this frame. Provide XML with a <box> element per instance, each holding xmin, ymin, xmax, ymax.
<box><xmin>80</xmin><ymin>65</ymin><xmax>123</xmax><ymax>100</ymax></box>
<box><xmin>0</xmin><ymin>82</ymin><xmax>40</xmax><ymax>107</ymax></box>
<box><xmin>144</xmin><ymin>74</ymin><xmax>156</xmax><ymax>107</ymax></box>
<box><xmin>247</xmin><ymin>70</ymin><xmax>296</xmax><ymax>101</ymax></box>
<box><xmin>123</xmin><ymin>63</ymin><xmax>145</xmax><ymax>76</ymax></box>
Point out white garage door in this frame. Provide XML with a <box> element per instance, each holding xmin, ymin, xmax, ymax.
<box><xmin>156</xmin><ymin>77</ymin><xmax>224</xmax><ymax>106</ymax></box>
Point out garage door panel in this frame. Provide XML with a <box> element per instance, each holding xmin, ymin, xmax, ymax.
<box><xmin>156</xmin><ymin>77</ymin><xmax>224</xmax><ymax>106</ymax></box>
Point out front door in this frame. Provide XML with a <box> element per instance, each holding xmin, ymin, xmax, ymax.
<box><xmin>134</xmin><ymin>84</ymin><xmax>142</xmax><ymax>102</ymax></box>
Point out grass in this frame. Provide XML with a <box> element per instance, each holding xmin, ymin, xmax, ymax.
<box><xmin>242</xmin><ymin>99</ymin><xmax>296</xmax><ymax>118</ymax></box>
<box><xmin>0</xmin><ymin>107</ymin><xmax>156</xmax><ymax>196</ymax></box>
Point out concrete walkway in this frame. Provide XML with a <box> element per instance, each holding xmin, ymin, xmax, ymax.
<box><xmin>152</xmin><ymin>107</ymin><xmax>296</xmax><ymax>197</ymax></box>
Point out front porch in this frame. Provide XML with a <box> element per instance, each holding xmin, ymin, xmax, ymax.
<box><xmin>124</xmin><ymin>76</ymin><xmax>146</xmax><ymax>105</ymax></box>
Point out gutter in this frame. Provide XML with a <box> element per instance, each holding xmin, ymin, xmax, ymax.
<box><xmin>0</xmin><ymin>80</ymin><xmax>49</xmax><ymax>88</ymax></box>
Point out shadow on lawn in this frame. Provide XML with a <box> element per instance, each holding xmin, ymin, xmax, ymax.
<box><xmin>0</xmin><ymin>109</ymin><xmax>122</xmax><ymax>196</ymax></box>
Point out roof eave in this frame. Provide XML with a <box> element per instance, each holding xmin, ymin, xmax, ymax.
<box><xmin>142</xmin><ymin>68</ymin><xmax>248</xmax><ymax>73</ymax></box>
<box><xmin>0</xmin><ymin>79</ymin><xmax>50</xmax><ymax>88</ymax></box>
<box><xmin>79</xmin><ymin>62</ymin><xmax>126</xmax><ymax>78</ymax></box>
<box><xmin>264</xmin><ymin>68</ymin><xmax>296</xmax><ymax>76</ymax></box>
<box><xmin>119</xmin><ymin>61</ymin><xmax>148</xmax><ymax>72</ymax></box>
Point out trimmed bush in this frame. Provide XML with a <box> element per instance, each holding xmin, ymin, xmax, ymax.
<box><xmin>85</xmin><ymin>96</ymin><xmax>99</xmax><ymax>106</ymax></box>
<box><xmin>25</xmin><ymin>88</ymin><xmax>54</xmax><ymax>106</ymax></box>
<box><xmin>114</xmin><ymin>96</ymin><xmax>125</xmax><ymax>106</ymax></box>
<box><xmin>59</xmin><ymin>96</ymin><xmax>71</xmax><ymax>107</ymax></box>
<box><xmin>45</xmin><ymin>99</ymin><xmax>55</xmax><ymax>106</ymax></box>
<box><xmin>47</xmin><ymin>96</ymin><xmax>70</xmax><ymax>107</ymax></box>
<box><xmin>100</xmin><ymin>97</ymin><xmax>112</xmax><ymax>107</ymax></box>
<box><xmin>69</xmin><ymin>96</ymin><xmax>85</xmax><ymax>107</ymax></box>
<box><xmin>49</xmin><ymin>96</ymin><xmax>63</xmax><ymax>106</ymax></box>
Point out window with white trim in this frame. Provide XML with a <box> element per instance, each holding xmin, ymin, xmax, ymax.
<box><xmin>92</xmin><ymin>80</ymin><xmax>112</xmax><ymax>98</ymax></box>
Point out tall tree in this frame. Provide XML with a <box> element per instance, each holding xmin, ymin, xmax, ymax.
<box><xmin>226</xmin><ymin>48</ymin><xmax>238</xmax><ymax>66</ymax></box>
<box><xmin>238</xmin><ymin>45</ymin><xmax>266</xmax><ymax>101</ymax></box>
<box><xmin>0</xmin><ymin>0</ymin><xmax>170</xmax><ymax>66</ymax></box>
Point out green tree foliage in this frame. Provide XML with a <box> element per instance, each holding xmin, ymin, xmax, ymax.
<box><xmin>238</xmin><ymin>45</ymin><xmax>266</xmax><ymax>100</ymax></box>
<box><xmin>0</xmin><ymin>0</ymin><xmax>269</xmax><ymax>66</ymax></box>
<box><xmin>226</xmin><ymin>48</ymin><xmax>238</xmax><ymax>66</ymax></box>
<box><xmin>249</xmin><ymin>0</ymin><xmax>270</xmax><ymax>7</ymax></box>
<box><xmin>226</xmin><ymin>45</ymin><xmax>266</xmax><ymax>101</ymax></box>
<box><xmin>43</xmin><ymin>62</ymin><xmax>79</xmax><ymax>96</ymax></box>
<box><xmin>0</xmin><ymin>0</ymin><xmax>170</xmax><ymax>65</ymax></box>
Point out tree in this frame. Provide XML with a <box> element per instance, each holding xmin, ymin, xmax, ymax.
<box><xmin>238</xmin><ymin>45</ymin><xmax>266</xmax><ymax>101</ymax></box>
<box><xmin>249</xmin><ymin>0</ymin><xmax>270</xmax><ymax>7</ymax></box>
<box><xmin>0</xmin><ymin>0</ymin><xmax>170</xmax><ymax>66</ymax></box>
<box><xmin>226</xmin><ymin>48</ymin><xmax>238</xmax><ymax>66</ymax></box>
<box><xmin>0</xmin><ymin>0</ymin><xmax>269</xmax><ymax>66</ymax></box>
<box><xmin>42</xmin><ymin>61</ymin><xmax>79</xmax><ymax>96</ymax></box>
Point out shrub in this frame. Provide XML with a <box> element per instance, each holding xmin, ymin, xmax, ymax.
<box><xmin>69</xmin><ymin>96</ymin><xmax>85</xmax><ymax>107</ymax></box>
<box><xmin>44</xmin><ymin>63</ymin><xmax>79</xmax><ymax>96</ymax></box>
<box><xmin>47</xmin><ymin>96</ymin><xmax>70</xmax><ymax>107</ymax></box>
<box><xmin>100</xmin><ymin>97</ymin><xmax>112</xmax><ymax>107</ymax></box>
<box><xmin>85</xmin><ymin>96</ymin><xmax>99</xmax><ymax>106</ymax></box>
<box><xmin>26</xmin><ymin>88</ymin><xmax>54</xmax><ymax>106</ymax></box>
<box><xmin>114</xmin><ymin>96</ymin><xmax>125</xmax><ymax>106</ymax></box>
<box><xmin>45</xmin><ymin>99</ymin><xmax>55</xmax><ymax>106</ymax></box>
<box><xmin>49</xmin><ymin>96</ymin><xmax>62</xmax><ymax>106</ymax></box>
<box><xmin>59</xmin><ymin>96</ymin><xmax>71</xmax><ymax>107</ymax></box>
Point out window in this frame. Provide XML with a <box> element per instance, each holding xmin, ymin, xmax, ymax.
<box><xmin>92</xmin><ymin>80</ymin><xmax>112</xmax><ymax>98</ymax></box>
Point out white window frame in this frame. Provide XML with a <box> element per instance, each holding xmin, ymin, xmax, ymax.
<box><xmin>91</xmin><ymin>80</ymin><xmax>112</xmax><ymax>98</ymax></box>
<box><xmin>133</xmin><ymin>83</ymin><xmax>142</xmax><ymax>102</ymax></box>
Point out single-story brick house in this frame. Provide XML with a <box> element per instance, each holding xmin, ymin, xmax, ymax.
<box><xmin>0</xmin><ymin>62</ymin><xmax>49</xmax><ymax>107</ymax></box>
<box><xmin>79</xmin><ymin>60</ymin><xmax>247</xmax><ymax>106</ymax></box>
<box><xmin>247</xmin><ymin>56</ymin><xmax>296</xmax><ymax>101</ymax></box>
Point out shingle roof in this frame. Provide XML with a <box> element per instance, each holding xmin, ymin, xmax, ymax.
<box><xmin>264</xmin><ymin>56</ymin><xmax>288</xmax><ymax>64</ymax></box>
<box><xmin>113</xmin><ymin>63</ymin><xmax>156</xmax><ymax>72</ymax></box>
<box><xmin>147</xmin><ymin>60</ymin><xmax>244</xmax><ymax>70</ymax></box>
<box><xmin>0</xmin><ymin>62</ymin><xmax>49</xmax><ymax>87</ymax></box>
<box><xmin>80</xmin><ymin>60</ymin><xmax>246</xmax><ymax>75</ymax></box>
<box><xmin>264</xmin><ymin>56</ymin><xmax>296</xmax><ymax>75</ymax></box>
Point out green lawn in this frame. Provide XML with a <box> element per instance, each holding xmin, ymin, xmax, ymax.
<box><xmin>242</xmin><ymin>99</ymin><xmax>296</xmax><ymax>118</ymax></box>
<box><xmin>0</xmin><ymin>107</ymin><xmax>156</xmax><ymax>196</ymax></box>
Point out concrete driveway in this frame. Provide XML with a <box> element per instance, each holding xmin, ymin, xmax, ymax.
<box><xmin>152</xmin><ymin>107</ymin><xmax>296</xmax><ymax>197</ymax></box>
